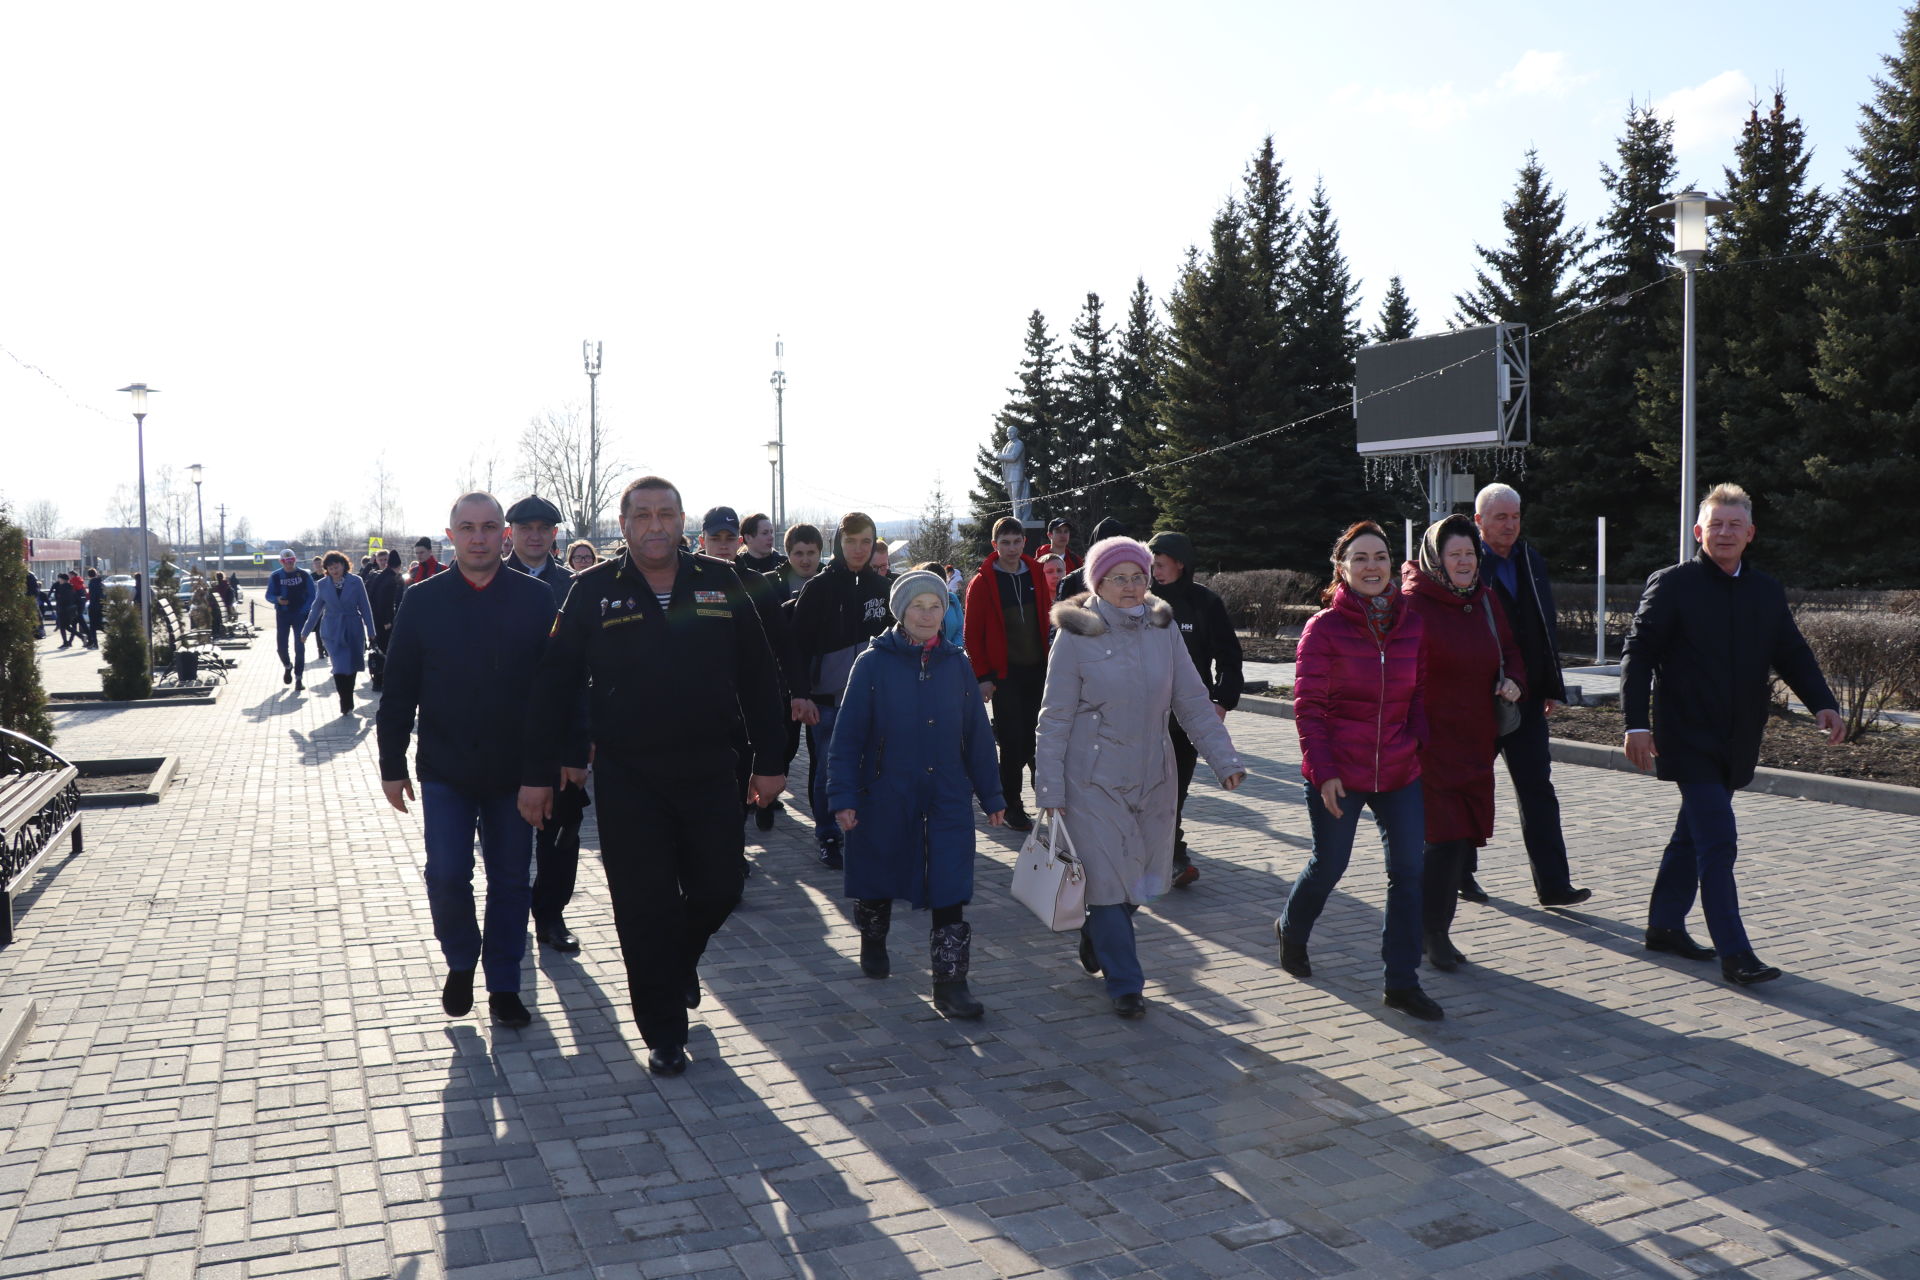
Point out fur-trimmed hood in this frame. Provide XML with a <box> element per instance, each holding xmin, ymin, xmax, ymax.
<box><xmin>1051</xmin><ymin>592</ymin><xmax>1173</xmax><ymax>637</ymax></box>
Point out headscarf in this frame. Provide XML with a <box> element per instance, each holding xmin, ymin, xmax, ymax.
<box><xmin>1417</xmin><ymin>513</ymin><xmax>1483</xmax><ymax>600</ymax></box>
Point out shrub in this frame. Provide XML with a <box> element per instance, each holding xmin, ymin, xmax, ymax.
<box><xmin>101</xmin><ymin>588</ymin><xmax>152</xmax><ymax>702</ymax></box>
<box><xmin>0</xmin><ymin>514</ymin><xmax>55</xmax><ymax>748</ymax></box>
<box><xmin>1203</xmin><ymin>570</ymin><xmax>1321</xmax><ymax>637</ymax></box>
<box><xmin>1795</xmin><ymin>611</ymin><xmax>1920</xmax><ymax>742</ymax></box>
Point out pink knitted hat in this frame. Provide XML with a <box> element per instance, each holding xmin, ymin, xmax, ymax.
<box><xmin>1085</xmin><ymin>536</ymin><xmax>1152</xmax><ymax>589</ymax></box>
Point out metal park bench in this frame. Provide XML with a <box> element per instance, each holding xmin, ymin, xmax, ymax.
<box><xmin>153</xmin><ymin>599</ymin><xmax>232</xmax><ymax>683</ymax></box>
<box><xmin>0</xmin><ymin>729</ymin><xmax>83</xmax><ymax>947</ymax></box>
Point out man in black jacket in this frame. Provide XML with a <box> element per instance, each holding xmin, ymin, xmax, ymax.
<box><xmin>520</xmin><ymin>477</ymin><xmax>786</xmax><ymax>1076</ymax></box>
<box><xmin>1147</xmin><ymin>531</ymin><xmax>1243</xmax><ymax>888</ymax></box>
<box><xmin>790</xmin><ymin>513</ymin><xmax>891</xmax><ymax>868</ymax></box>
<box><xmin>377</xmin><ymin>492</ymin><xmax>558</xmax><ymax>1030</ymax></box>
<box><xmin>364</xmin><ymin>549</ymin><xmax>405</xmax><ymax>690</ymax></box>
<box><xmin>504</xmin><ymin>495</ymin><xmax>589</xmax><ymax>952</ymax></box>
<box><xmin>1473</xmin><ymin>484</ymin><xmax>1590</xmax><ymax>908</ymax></box>
<box><xmin>1058</xmin><ymin>515</ymin><xmax>1128</xmax><ymax>600</ymax></box>
<box><xmin>1622</xmin><ymin>484</ymin><xmax>1842</xmax><ymax>986</ymax></box>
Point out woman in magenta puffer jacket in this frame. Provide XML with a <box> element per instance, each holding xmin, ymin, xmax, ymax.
<box><xmin>1401</xmin><ymin>514</ymin><xmax>1526</xmax><ymax>975</ymax></box>
<box><xmin>1276</xmin><ymin>522</ymin><xmax>1443</xmax><ymax>1021</ymax></box>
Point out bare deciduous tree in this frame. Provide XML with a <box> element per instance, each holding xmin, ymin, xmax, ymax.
<box><xmin>364</xmin><ymin>459</ymin><xmax>407</xmax><ymax>544</ymax></box>
<box><xmin>301</xmin><ymin>503</ymin><xmax>357</xmax><ymax>553</ymax></box>
<box><xmin>16</xmin><ymin>500</ymin><xmax>62</xmax><ymax>539</ymax></box>
<box><xmin>515</xmin><ymin>403</ymin><xmax>630</xmax><ymax>541</ymax></box>
<box><xmin>106</xmin><ymin>485</ymin><xmax>138</xmax><ymax>528</ymax></box>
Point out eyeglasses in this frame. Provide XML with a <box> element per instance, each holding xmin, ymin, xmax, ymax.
<box><xmin>1104</xmin><ymin>573</ymin><xmax>1148</xmax><ymax>588</ymax></box>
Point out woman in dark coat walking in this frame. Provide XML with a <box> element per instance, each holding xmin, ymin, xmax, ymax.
<box><xmin>1401</xmin><ymin>515</ymin><xmax>1525</xmax><ymax>972</ymax></box>
<box><xmin>828</xmin><ymin>571</ymin><xmax>1006</xmax><ymax>1019</ymax></box>
<box><xmin>302</xmin><ymin>551</ymin><xmax>377</xmax><ymax>714</ymax></box>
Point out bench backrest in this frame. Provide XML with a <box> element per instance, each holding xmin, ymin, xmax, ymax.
<box><xmin>0</xmin><ymin>766</ymin><xmax>79</xmax><ymax>841</ymax></box>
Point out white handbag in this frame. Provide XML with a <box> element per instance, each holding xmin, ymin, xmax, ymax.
<box><xmin>1010</xmin><ymin>813</ymin><xmax>1087</xmax><ymax>931</ymax></box>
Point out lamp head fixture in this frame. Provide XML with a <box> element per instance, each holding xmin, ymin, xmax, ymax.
<box><xmin>116</xmin><ymin>382</ymin><xmax>160</xmax><ymax>416</ymax></box>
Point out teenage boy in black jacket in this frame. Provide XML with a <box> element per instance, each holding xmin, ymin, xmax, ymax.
<box><xmin>790</xmin><ymin>512</ymin><xmax>891</xmax><ymax>868</ymax></box>
<box><xmin>1622</xmin><ymin>484</ymin><xmax>1842</xmax><ymax>986</ymax></box>
<box><xmin>1147</xmin><ymin>531</ymin><xmax>1243</xmax><ymax>887</ymax></box>
<box><xmin>377</xmin><ymin>492</ymin><xmax>557</xmax><ymax>1030</ymax></box>
<box><xmin>520</xmin><ymin>477</ymin><xmax>786</xmax><ymax>1077</ymax></box>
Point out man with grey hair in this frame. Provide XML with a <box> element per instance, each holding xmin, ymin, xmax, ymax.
<box><xmin>1472</xmin><ymin>482</ymin><xmax>1591</xmax><ymax>907</ymax></box>
<box><xmin>1622</xmin><ymin>484</ymin><xmax>1842</xmax><ymax>985</ymax></box>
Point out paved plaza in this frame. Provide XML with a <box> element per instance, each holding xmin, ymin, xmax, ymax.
<box><xmin>3</xmin><ymin>629</ymin><xmax>1920</xmax><ymax>1279</ymax></box>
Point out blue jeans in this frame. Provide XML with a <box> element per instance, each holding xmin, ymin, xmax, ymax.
<box><xmin>1280</xmin><ymin>780</ymin><xmax>1426</xmax><ymax>989</ymax></box>
<box><xmin>1647</xmin><ymin>781</ymin><xmax>1750</xmax><ymax>956</ymax></box>
<box><xmin>806</xmin><ymin>701</ymin><xmax>842</xmax><ymax>843</ymax></box>
<box><xmin>422</xmin><ymin>782</ymin><xmax>534</xmax><ymax>992</ymax></box>
<box><xmin>1084</xmin><ymin>904</ymin><xmax>1143</xmax><ymax>998</ymax></box>
<box><xmin>274</xmin><ymin>608</ymin><xmax>307</xmax><ymax>677</ymax></box>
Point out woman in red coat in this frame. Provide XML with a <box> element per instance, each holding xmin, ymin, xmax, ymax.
<box><xmin>1402</xmin><ymin>514</ymin><xmax>1526</xmax><ymax>972</ymax></box>
<box><xmin>1278</xmin><ymin>521</ymin><xmax>1442</xmax><ymax>1021</ymax></box>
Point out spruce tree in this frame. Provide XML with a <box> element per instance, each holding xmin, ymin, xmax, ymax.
<box><xmin>100</xmin><ymin>589</ymin><xmax>151</xmax><ymax>703</ymax></box>
<box><xmin>961</xmin><ymin>310</ymin><xmax>1062</xmax><ymax>555</ymax></box>
<box><xmin>1106</xmin><ymin>277</ymin><xmax>1165</xmax><ymax>533</ymax></box>
<box><xmin>1528</xmin><ymin>103</ymin><xmax>1679</xmax><ymax>574</ymax></box>
<box><xmin>1455</xmin><ymin>149</ymin><xmax>1590</xmax><ymax>331</ymax></box>
<box><xmin>1056</xmin><ymin>292</ymin><xmax>1117</xmax><ymax>536</ymax></box>
<box><xmin>1150</xmin><ymin>213</ymin><xmax>1283</xmax><ymax>569</ymax></box>
<box><xmin>1242</xmin><ymin>136</ymin><xmax>1297</xmax><ymax>318</ymax></box>
<box><xmin>1370</xmin><ymin>276</ymin><xmax>1419</xmax><ymax>343</ymax></box>
<box><xmin>1783</xmin><ymin>6</ymin><xmax>1920</xmax><ymax>584</ymax></box>
<box><xmin>0</xmin><ymin>513</ymin><xmax>55</xmax><ymax>747</ymax></box>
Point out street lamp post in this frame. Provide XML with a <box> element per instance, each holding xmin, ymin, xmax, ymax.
<box><xmin>217</xmin><ymin>503</ymin><xmax>228</xmax><ymax>577</ymax></box>
<box><xmin>1648</xmin><ymin>190</ymin><xmax>1732</xmax><ymax>564</ymax></box>
<box><xmin>765</xmin><ymin>440</ymin><xmax>781</xmax><ymax>521</ymax></box>
<box><xmin>189</xmin><ymin>463</ymin><xmax>206</xmax><ymax>573</ymax></box>
<box><xmin>116</xmin><ymin>382</ymin><xmax>159</xmax><ymax>680</ymax></box>
<box><xmin>583</xmin><ymin>340</ymin><xmax>602</xmax><ymax>543</ymax></box>
<box><xmin>769</xmin><ymin>337</ymin><xmax>787</xmax><ymax>530</ymax></box>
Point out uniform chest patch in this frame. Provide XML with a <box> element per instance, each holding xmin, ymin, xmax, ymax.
<box><xmin>694</xmin><ymin>590</ymin><xmax>728</xmax><ymax>604</ymax></box>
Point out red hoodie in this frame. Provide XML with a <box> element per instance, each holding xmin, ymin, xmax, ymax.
<box><xmin>1293</xmin><ymin>583</ymin><xmax>1427</xmax><ymax>793</ymax></box>
<box><xmin>408</xmin><ymin>556</ymin><xmax>444</xmax><ymax>586</ymax></box>
<box><xmin>962</xmin><ymin>553</ymin><xmax>1054</xmax><ymax>682</ymax></box>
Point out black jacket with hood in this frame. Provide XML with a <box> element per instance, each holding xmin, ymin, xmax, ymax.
<box><xmin>790</xmin><ymin>527</ymin><xmax>891</xmax><ymax>703</ymax></box>
<box><xmin>1144</xmin><ymin>531</ymin><xmax>1243</xmax><ymax>710</ymax></box>
<box><xmin>1059</xmin><ymin>515</ymin><xmax>1130</xmax><ymax>600</ymax></box>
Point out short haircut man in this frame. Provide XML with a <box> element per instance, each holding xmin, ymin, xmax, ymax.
<box><xmin>784</xmin><ymin>523</ymin><xmax>823</xmax><ymax>554</ymax></box>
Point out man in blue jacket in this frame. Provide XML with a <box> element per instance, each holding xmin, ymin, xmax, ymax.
<box><xmin>264</xmin><ymin>549</ymin><xmax>315</xmax><ymax>691</ymax></box>
<box><xmin>1623</xmin><ymin>484</ymin><xmax>1842</xmax><ymax>986</ymax></box>
<box><xmin>377</xmin><ymin>492</ymin><xmax>560</xmax><ymax>1030</ymax></box>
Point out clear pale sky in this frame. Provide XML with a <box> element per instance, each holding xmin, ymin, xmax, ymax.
<box><xmin>2</xmin><ymin>1</ymin><xmax>1907</xmax><ymax>544</ymax></box>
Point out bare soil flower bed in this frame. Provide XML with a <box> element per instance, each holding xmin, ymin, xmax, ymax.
<box><xmin>1548</xmin><ymin>704</ymin><xmax>1920</xmax><ymax>789</ymax></box>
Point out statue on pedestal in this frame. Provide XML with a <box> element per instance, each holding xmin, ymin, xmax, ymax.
<box><xmin>996</xmin><ymin>425</ymin><xmax>1032</xmax><ymax>523</ymax></box>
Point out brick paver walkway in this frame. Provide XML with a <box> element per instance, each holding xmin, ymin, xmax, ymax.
<box><xmin>4</xmin><ymin>628</ymin><xmax>1919</xmax><ymax>1279</ymax></box>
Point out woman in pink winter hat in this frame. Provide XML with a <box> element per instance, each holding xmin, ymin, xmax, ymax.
<box><xmin>1032</xmin><ymin>536</ymin><xmax>1246</xmax><ymax>1019</ymax></box>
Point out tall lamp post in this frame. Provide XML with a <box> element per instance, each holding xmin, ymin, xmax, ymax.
<box><xmin>765</xmin><ymin>441</ymin><xmax>781</xmax><ymax>521</ymax></box>
<box><xmin>116</xmin><ymin>382</ymin><xmax>159</xmax><ymax>680</ymax></box>
<box><xmin>769</xmin><ymin>337</ymin><xmax>787</xmax><ymax>530</ymax></box>
<box><xmin>583</xmin><ymin>340</ymin><xmax>602</xmax><ymax>543</ymax></box>
<box><xmin>1648</xmin><ymin>190</ymin><xmax>1731</xmax><ymax>564</ymax></box>
<box><xmin>189</xmin><ymin>463</ymin><xmax>206</xmax><ymax>573</ymax></box>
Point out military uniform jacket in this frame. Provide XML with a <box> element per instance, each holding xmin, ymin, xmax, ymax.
<box><xmin>524</xmin><ymin>549</ymin><xmax>786</xmax><ymax>784</ymax></box>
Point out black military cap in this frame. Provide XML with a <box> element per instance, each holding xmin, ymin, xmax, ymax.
<box><xmin>506</xmin><ymin>495</ymin><xmax>563</xmax><ymax>525</ymax></box>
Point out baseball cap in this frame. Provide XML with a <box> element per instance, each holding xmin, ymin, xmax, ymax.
<box><xmin>701</xmin><ymin>506</ymin><xmax>741</xmax><ymax>535</ymax></box>
<box><xmin>1046</xmin><ymin>517</ymin><xmax>1074</xmax><ymax>533</ymax></box>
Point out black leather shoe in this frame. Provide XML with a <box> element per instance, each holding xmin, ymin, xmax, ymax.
<box><xmin>1112</xmin><ymin>993</ymin><xmax>1147</xmax><ymax>1019</ymax></box>
<box><xmin>488</xmin><ymin>992</ymin><xmax>532</xmax><ymax>1029</ymax></box>
<box><xmin>283</xmin><ymin>666</ymin><xmax>292</xmax><ymax>685</ymax></box>
<box><xmin>683</xmin><ymin>979</ymin><xmax>702</xmax><ymax>1009</ymax></box>
<box><xmin>1539</xmin><ymin>887</ymin><xmax>1593</xmax><ymax>907</ymax></box>
<box><xmin>817</xmin><ymin>841</ymin><xmax>844</xmax><ymax>870</ymax></box>
<box><xmin>1722</xmin><ymin>953</ymin><xmax>1782</xmax><ymax>986</ymax></box>
<box><xmin>1274</xmin><ymin>921</ymin><xmax>1311</xmax><ymax>978</ymax></box>
<box><xmin>755</xmin><ymin>803</ymin><xmax>776</xmax><ymax>832</ymax></box>
<box><xmin>1383</xmin><ymin>987</ymin><xmax>1445</xmax><ymax>1021</ymax></box>
<box><xmin>1458</xmin><ymin>875</ymin><xmax>1490</xmax><ymax>904</ymax></box>
<box><xmin>536</xmin><ymin>919</ymin><xmax>581</xmax><ymax>953</ymax></box>
<box><xmin>1077</xmin><ymin>929</ymin><xmax>1102</xmax><ymax>975</ymax></box>
<box><xmin>1645</xmin><ymin>927</ymin><xmax>1717</xmax><ymax>961</ymax></box>
<box><xmin>647</xmin><ymin>1045</ymin><xmax>689</xmax><ymax>1076</ymax></box>
<box><xmin>1003</xmin><ymin>810</ymin><xmax>1034</xmax><ymax>834</ymax></box>
<box><xmin>441</xmin><ymin>968</ymin><xmax>475</xmax><ymax>1017</ymax></box>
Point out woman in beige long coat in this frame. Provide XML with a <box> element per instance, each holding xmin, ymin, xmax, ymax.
<box><xmin>1034</xmin><ymin>536</ymin><xmax>1246</xmax><ymax>1018</ymax></box>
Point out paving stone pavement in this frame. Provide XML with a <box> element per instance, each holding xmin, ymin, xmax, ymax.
<box><xmin>4</xmin><ymin>628</ymin><xmax>1920</xmax><ymax>1279</ymax></box>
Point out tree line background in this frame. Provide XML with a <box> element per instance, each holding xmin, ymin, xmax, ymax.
<box><xmin>963</xmin><ymin>7</ymin><xmax>1920</xmax><ymax>588</ymax></box>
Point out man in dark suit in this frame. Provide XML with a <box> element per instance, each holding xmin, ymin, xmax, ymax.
<box><xmin>1473</xmin><ymin>484</ymin><xmax>1590</xmax><ymax>907</ymax></box>
<box><xmin>1622</xmin><ymin>483</ymin><xmax>1844</xmax><ymax>985</ymax></box>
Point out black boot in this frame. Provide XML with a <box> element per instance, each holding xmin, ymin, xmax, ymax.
<box><xmin>1458</xmin><ymin>874</ymin><xmax>1490</xmax><ymax>904</ymax></box>
<box><xmin>334</xmin><ymin>673</ymin><xmax>353</xmax><ymax>714</ymax></box>
<box><xmin>1274</xmin><ymin>920</ymin><xmax>1311</xmax><ymax>978</ymax></box>
<box><xmin>1423</xmin><ymin>930</ymin><xmax>1465</xmax><ymax>972</ymax></box>
<box><xmin>854</xmin><ymin>899</ymin><xmax>891</xmax><ymax>979</ymax></box>
<box><xmin>931</xmin><ymin>921</ymin><xmax>984</xmax><ymax>1019</ymax></box>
